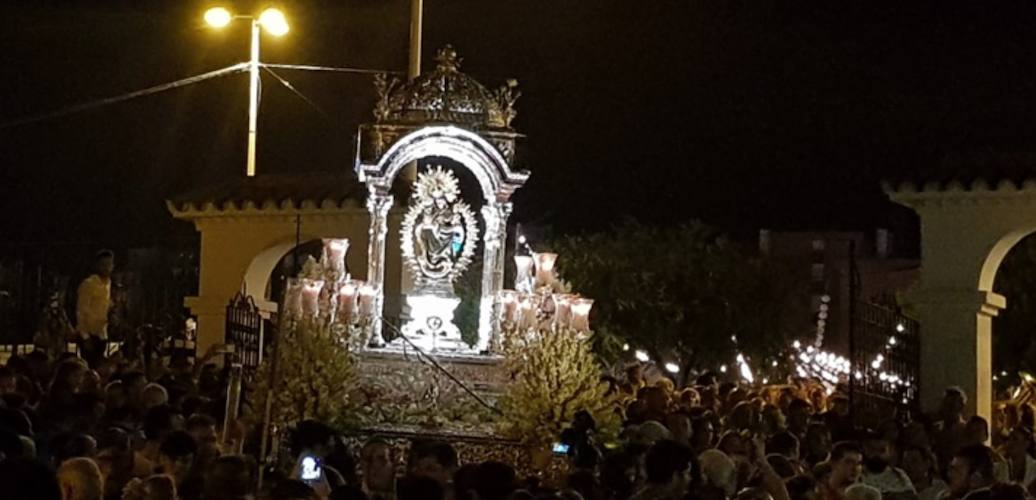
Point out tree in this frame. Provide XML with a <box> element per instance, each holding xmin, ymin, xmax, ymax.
<box><xmin>499</xmin><ymin>326</ymin><xmax>620</xmax><ymax>448</ymax></box>
<box><xmin>552</xmin><ymin>221</ymin><xmax>810</xmax><ymax>381</ymax></box>
<box><xmin>253</xmin><ymin>324</ymin><xmax>356</xmax><ymax>431</ymax></box>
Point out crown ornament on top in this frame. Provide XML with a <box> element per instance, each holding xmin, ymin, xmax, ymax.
<box><xmin>372</xmin><ymin>45</ymin><xmax>519</xmax><ymax>129</ymax></box>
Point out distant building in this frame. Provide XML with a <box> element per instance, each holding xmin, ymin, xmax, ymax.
<box><xmin>758</xmin><ymin>229</ymin><xmax>919</xmax><ymax>352</ymax></box>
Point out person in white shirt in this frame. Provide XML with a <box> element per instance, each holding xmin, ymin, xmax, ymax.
<box><xmin>76</xmin><ymin>250</ymin><xmax>113</xmax><ymax>368</ymax></box>
<box><xmin>861</xmin><ymin>432</ymin><xmax>915</xmax><ymax>500</ymax></box>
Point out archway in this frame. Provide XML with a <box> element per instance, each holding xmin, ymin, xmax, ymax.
<box><xmin>889</xmin><ymin>180</ymin><xmax>1036</xmax><ymax>421</ymax></box>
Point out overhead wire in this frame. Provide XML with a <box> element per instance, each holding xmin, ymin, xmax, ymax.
<box><xmin>261</xmin><ymin>63</ymin><xmax>402</xmax><ymax>76</ymax></box>
<box><xmin>0</xmin><ymin>63</ymin><xmax>249</xmax><ymax>130</ymax></box>
<box><xmin>261</xmin><ymin>65</ymin><xmax>331</xmax><ymax>119</ymax></box>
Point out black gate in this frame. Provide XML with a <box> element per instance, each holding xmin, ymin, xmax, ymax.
<box><xmin>850</xmin><ymin>301</ymin><xmax>920</xmax><ymax>428</ymax></box>
<box><xmin>225</xmin><ymin>293</ymin><xmax>263</xmax><ymax>372</ymax></box>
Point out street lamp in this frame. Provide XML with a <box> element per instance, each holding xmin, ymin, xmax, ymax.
<box><xmin>204</xmin><ymin>7</ymin><xmax>289</xmax><ymax>177</ymax></box>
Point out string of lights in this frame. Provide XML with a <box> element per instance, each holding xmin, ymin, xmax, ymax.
<box><xmin>0</xmin><ymin>63</ymin><xmax>248</xmax><ymax>130</ymax></box>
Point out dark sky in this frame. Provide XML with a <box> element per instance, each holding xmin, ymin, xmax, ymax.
<box><xmin>3</xmin><ymin>0</ymin><xmax>1036</xmax><ymax>253</ymax></box>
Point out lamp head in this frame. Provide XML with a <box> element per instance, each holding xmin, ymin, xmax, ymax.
<box><xmin>204</xmin><ymin>7</ymin><xmax>233</xmax><ymax>28</ymax></box>
<box><xmin>258</xmin><ymin>8</ymin><xmax>289</xmax><ymax>36</ymax></box>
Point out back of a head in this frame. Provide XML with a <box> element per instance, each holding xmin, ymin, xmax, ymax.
<box><xmin>699</xmin><ymin>449</ymin><xmax>737</xmax><ymax>496</ymax></box>
<box><xmin>0</xmin><ymin>428</ymin><xmax>23</xmax><ymax>460</ymax></box>
<box><xmin>990</xmin><ymin>483</ymin><xmax>1027</xmax><ymax>500</ymax></box>
<box><xmin>0</xmin><ymin>458</ymin><xmax>61</xmax><ymax>500</ymax></box>
<box><xmin>58</xmin><ymin>457</ymin><xmax>103</xmax><ymax>500</ymax></box>
<box><xmin>141</xmin><ymin>383</ymin><xmax>169</xmax><ymax>410</ymax></box>
<box><xmin>52</xmin><ymin>432</ymin><xmax>98</xmax><ymax>464</ymax></box>
<box><xmin>454</xmin><ymin>463</ymin><xmax>482</xmax><ymax>500</ymax></box>
<box><xmin>845</xmin><ymin>483</ymin><xmax>882</xmax><ymax>500</ymax></box>
<box><xmin>786</xmin><ymin>475</ymin><xmax>817</xmax><ymax>500</ymax></box>
<box><xmin>766</xmin><ymin>454</ymin><xmax>797</xmax><ymax>478</ymax></box>
<box><xmin>398</xmin><ymin>474</ymin><xmax>445</xmax><ymax>500</ymax></box>
<box><xmin>330</xmin><ymin>485</ymin><xmax>370</xmax><ymax>500</ymax></box>
<box><xmin>475</xmin><ymin>461</ymin><xmax>518</xmax><ymax>500</ymax></box>
<box><xmin>645</xmin><ymin>439</ymin><xmax>693</xmax><ymax>484</ymax></box>
<box><xmin>292</xmin><ymin>420</ymin><xmax>335</xmax><ymax>455</ymax></box>
<box><xmin>412</xmin><ymin>440</ymin><xmax>459</xmax><ymax>469</ymax></box>
<box><xmin>144</xmin><ymin>404</ymin><xmax>178</xmax><ymax>441</ymax></box>
<box><xmin>830</xmin><ymin>441</ymin><xmax>863</xmax><ymax>462</ymax></box>
<box><xmin>203</xmin><ymin>454</ymin><xmax>256</xmax><ymax>499</ymax></box>
<box><xmin>955</xmin><ymin>444</ymin><xmax>996</xmax><ymax>484</ymax></box>
<box><xmin>272</xmin><ymin>478</ymin><xmax>319</xmax><ymax>500</ymax></box>
<box><xmin>767</xmin><ymin>431</ymin><xmax>799</xmax><ymax>457</ymax></box>
<box><xmin>160</xmin><ymin>430</ymin><xmax>197</xmax><ymax>460</ymax></box>
<box><xmin>123</xmin><ymin>474</ymin><xmax>177</xmax><ymax>500</ymax></box>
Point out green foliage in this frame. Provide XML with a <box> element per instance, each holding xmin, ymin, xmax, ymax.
<box><xmin>500</xmin><ymin>326</ymin><xmax>620</xmax><ymax>447</ymax></box>
<box><xmin>552</xmin><ymin>221</ymin><xmax>811</xmax><ymax>378</ymax></box>
<box><xmin>253</xmin><ymin>324</ymin><xmax>356</xmax><ymax>431</ymax></box>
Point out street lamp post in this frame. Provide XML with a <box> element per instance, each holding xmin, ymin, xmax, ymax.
<box><xmin>205</xmin><ymin>7</ymin><xmax>289</xmax><ymax>177</ymax></box>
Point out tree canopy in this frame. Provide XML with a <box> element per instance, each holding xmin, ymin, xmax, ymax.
<box><xmin>552</xmin><ymin>221</ymin><xmax>811</xmax><ymax>381</ymax></box>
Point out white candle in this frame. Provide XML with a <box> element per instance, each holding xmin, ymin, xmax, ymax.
<box><xmin>337</xmin><ymin>281</ymin><xmax>359</xmax><ymax>324</ymax></box>
<box><xmin>357</xmin><ymin>284</ymin><xmax>377</xmax><ymax>319</ymax></box>
<box><xmin>301</xmin><ymin>279</ymin><xmax>325</xmax><ymax>318</ymax></box>
<box><xmin>570</xmin><ymin>298</ymin><xmax>594</xmax><ymax>332</ymax></box>
<box><xmin>518</xmin><ymin>294</ymin><xmax>535</xmax><ymax>329</ymax></box>
<box><xmin>499</xmin><ymin>290</ymin><xmax>518</xmax><ymax>324</ymax></box>
<box><xmin>554</xmin><ymin>294</ymin><xmax>573</xmax><ymax>328</ymax></box>
<box><xmin>533</xmin><ymin>253</ymin><xmax>558</xmax><ymax>287</ymax></box>
<box><xmin>322</xmin><ymin>239</ymin><xmax>349</xmax><ymax>275</ymax></box>
<box><xmin>284</xmin><ymin>279</ymin><xmax>303</xmax><ymax>319</ymax></box>
<box><xmin>514</xmin><ymin>255</ymin><xmax>534</xmax><ymax>293</ymax></box>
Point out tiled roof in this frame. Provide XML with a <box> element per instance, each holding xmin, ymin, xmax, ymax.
<box><xmin>168</xmin><ymin>172</ymin><xmax>368</xmax><ymax>213</ymax></box>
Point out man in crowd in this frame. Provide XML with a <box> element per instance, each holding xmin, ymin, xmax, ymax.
<box><xmin>860</xmin><ymin>431</ymin><xmax>915</xmax><ymax>499</ymax></box>
<box><xmin>822</xmin><ymin>442</ymin><xmax>864</xmax><ymax>500</ymax></box>
<box><xmin>948</xmin><ymin>444</ymin><xmax>998</xmax><ymax>500</ymax></box>
<box><xmin>58</xmin><ymin>456</ymin><xmax>104</xmax><ymax>500</ymax></box>
<box><xmin>76</xmin><ymin>250</ymin><xmax>114</xmax><ymax>368</ymax></box>
<box><xmin>409</xmin><ymin>440</ymin><xmax>458</xmax><ymax>492</ymax></box>
<box><xmin>630</xmin><ymin>439</ymin><xmax>695</xmax><ymax>500</ymax></box>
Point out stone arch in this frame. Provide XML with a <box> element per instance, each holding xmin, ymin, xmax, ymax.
<box><xmin>889</xmin><ymin>182</ymin><xmax>1036</xmax><ymax>422</ymax></box>
<box><xmin>242</xmin><ymin>235</ymin><xmax>321</xmax><ymax>310</ymax></box>
<box><xmin>359</xmin><ymin>125</ymin><xmax>528</xmax><ymax>203</ymax></box>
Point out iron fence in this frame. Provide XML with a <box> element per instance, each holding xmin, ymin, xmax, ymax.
<box><xmin>850</xmin><ymin>300</ymin><xmax>920</xmax><ymax>428</ymax></box>
<box><xmin>225</xmin><ymin>293</ymin><xmax>269</xmax><ymax>374</ymax></box>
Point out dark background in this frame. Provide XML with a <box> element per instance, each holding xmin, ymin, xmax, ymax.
<box><xmin>3</xmin><ymin>0</ymin><xmax>1036</xmax><ymax>252</ymax></box>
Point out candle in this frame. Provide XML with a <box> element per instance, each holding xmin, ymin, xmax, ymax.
<box><xmin>514</xmin><ymin>255</ymin><xmax>534</xmax><ymax>293</ymax></box>
<box><xmin>499</xmin><ymin>290</ymin><xmax>518</xmax><ymax>324</ymax></box>
<box><xmin>301</xmin><ymin>279</ymin><xmax>325</xmax><ymax>318</ymax></box>
<box><xmin>570</xmin><ymin>298</ymin><xmax>594</xmax><ymax>332</ymax></box>
<box><xmin>284</xmin><ymin>279</ymin><xmax>303</xmax><ymax>319</ymax></box>
<box><xmin>533</xmin><ymin>253</ymin><xmax>558</xmax><ymax>287</ymax></box>
<box><xmin>518</xmin><ymin>294</ymin><xmax>535</xmax><ymax>330</ymax></box>
<box><xmin>357</xmin><ymin>284</ymin><xmax>377</xmax><ymax>319</ymax></box>
<box><xmin>322</xmin><ymin>239</ymin><xmax>350</xmax><ymax>278</ymax></box>
<box><xmin>554</xmin><ymin>294</ymin><xmax>573</xmax><ymax>328</ymax></box>
<box><xmin>337</xmin><ymin>280</ymin><xmax>359</xmax><ymax>324</ymax></box>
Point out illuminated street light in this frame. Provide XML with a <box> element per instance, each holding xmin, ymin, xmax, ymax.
<box><xmin>664</xmin><ymin>362</ymin><xmax>680</xmax><ymax>374</ymax></box>
<box><xmin>204</xmin><ymin>7</ymin><xmax>290</xmax><ymax>176</ymax></box>
<box><xmin>204</xmin><ymin>7</ymin><xmax>232</xmax><ymax>28</ymax></box>
<box><xmin>634</xmin><ymin>350</ymin><xmax>649</xmax><ymax>363</ymax></box>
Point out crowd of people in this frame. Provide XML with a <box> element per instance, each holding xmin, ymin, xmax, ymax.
<box><xmin>3</xmin><ymin>252</ymin><xmax>1036</xmax><ymax>500</ymax></box>
<box><xmin>1</xmin><ymin>339</ymin><xmax>1035</xmax><ymax>500</ymax></box>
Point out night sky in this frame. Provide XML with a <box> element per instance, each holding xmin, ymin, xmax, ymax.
<box><xmin>4</xmin><ymin>1</ymin><xmax>1036</xmax><ymax>254</ymax></box>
